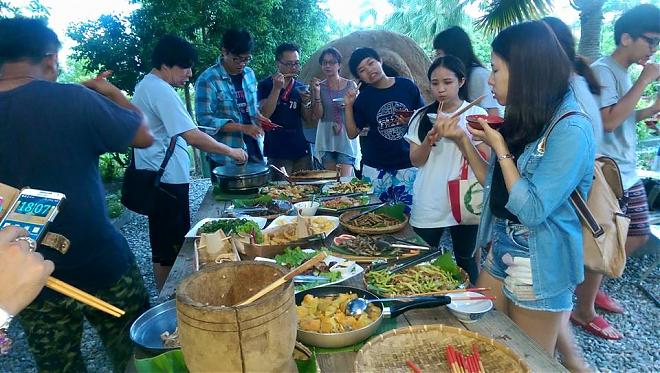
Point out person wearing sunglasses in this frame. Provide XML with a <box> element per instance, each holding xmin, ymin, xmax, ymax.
<box><xmin>195</xmin><ymin>28</ymin><xmax>265</xmax><ymax>175</ymax></box>
<box><xmin>568</xmin><ymin>3</ymin><xmax>660</xmax><ymax>341</ymax></box>
<box><xmin>258</xmin><ymin>43</ymin><xmax>314</xmax><ymax>174</ymax></box>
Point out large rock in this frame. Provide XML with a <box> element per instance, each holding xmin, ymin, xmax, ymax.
<box><xmin>299</xmin><ymin>30</ymin><xmax>433</xmax><ymax>102</ymax></box>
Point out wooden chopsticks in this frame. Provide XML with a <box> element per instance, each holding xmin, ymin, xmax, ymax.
<box><xmin>450</xmin><ymin>95</ymin><xmax>485</xmax><ymax>119</ymax></box>
<box><xmin>46</xmin><ymin>277</ymin><xmax>125</xmax><ymax>318</ymax></box>
<box><xmin>237</xmin><ymin>252</ymin><xmax>327</xmax><ymax>306</ymax></box>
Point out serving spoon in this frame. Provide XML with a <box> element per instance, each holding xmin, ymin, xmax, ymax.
<box><xmin>345</xmin><ymin>295</ymin><xmax>450</xmax><ymax>317</ymax></box>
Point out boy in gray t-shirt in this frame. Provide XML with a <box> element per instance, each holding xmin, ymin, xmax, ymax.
<box><xmin>571</xmin><ymin>4</ymin><xmax>660</xmax><ymax>342</ymax></box>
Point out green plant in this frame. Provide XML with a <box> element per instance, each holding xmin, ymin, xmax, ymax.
<box><xmin>99</xmin><ymin>153</ymin><xmax>128</xmax><ymax>183</ymax></box>
<box><xmin>106</xmin><ymin>193</ymin><xmax>124</xmax><ymax>219</ymax></box>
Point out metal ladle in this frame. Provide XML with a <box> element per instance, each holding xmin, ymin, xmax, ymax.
<box><xmin>345</xmin><ymin>295</ymin><xmax>448</xmax><ymax>317</ymax></box>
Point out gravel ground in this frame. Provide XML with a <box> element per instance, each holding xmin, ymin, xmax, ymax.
<box><xmin>1</xmin><ymin>177</ymin><xmax>658</xmax><ymax>372</ymax></box>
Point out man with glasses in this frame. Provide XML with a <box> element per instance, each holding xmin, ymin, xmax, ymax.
<box><xmin>195</xmin><ymin>28</ymin><xmax>264</xmax><ymax>175</ymax></box>
<box><xmin>258</xmin><ymin>43</ymin><xmax>314</xmax><ymax>174</ymax></box>
<box><xmin>570</xmin><ymin>3</ymin><xmax>660</xmax><ymax>339</ymax></box>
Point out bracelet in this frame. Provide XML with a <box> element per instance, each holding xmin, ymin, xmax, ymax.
<box><xmin>497</xmin><ymin>153</ymin><xmax>515</xmax><ymax>161</ymax></box>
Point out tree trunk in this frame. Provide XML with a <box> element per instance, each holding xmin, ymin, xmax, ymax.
<box><xmin>577</xmin><ymin>0</ymin><xmax>605</xmax><ymax>62</ymax></box>
<box><xmin>184</xmin><ymin>83</ymin><xmax>202</xmax><ymax>175</ymax></box>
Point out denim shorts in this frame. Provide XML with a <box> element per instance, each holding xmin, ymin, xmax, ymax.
<box><xmin>320</xmin><ymin>151</ymin><xmax>355</xmax><ymax>166</ymax></box>
<box><xmin>484</xmin><ymin>218</ymin><xmax>573</xmax><ymax>312</ymax></box>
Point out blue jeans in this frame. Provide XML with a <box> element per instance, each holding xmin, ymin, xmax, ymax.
<box><xmin>484</xmin><ymin>219</ymin><xmax>573</xmax><ymax>312</ymax></box>
<box><xmin>320</xmin><ymin>151</ymin><xmax>355</xmax><ymax>166</ymax></box>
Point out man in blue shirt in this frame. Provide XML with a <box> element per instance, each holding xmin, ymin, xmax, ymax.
<box><xmin>258</xmin><ymin>43</ymin><xmax>314</xmax><ymax>174</ymax></box>
<box><xmin>195</xmin><ymin>28</ymin><xmax>264</xmax><ymax>176</ymax></box>
<box><xmin>0</xmin><ymin>18</ymin><xmax>153</xmax><ymax>371</ymax></box>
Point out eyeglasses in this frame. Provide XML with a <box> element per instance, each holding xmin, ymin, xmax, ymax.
<box><xmin>321</xmin><ymin>60</ymin><xmax>338</xmax><ymax>66</ymax></box>
<box><xmin>639</xmin><ymin>35</ymin><xmax>660</xmax><ymax>48</ymax></box>
<box><xmin>231</xmin><ymin>55</ymin><xmax>252</xmax><ymax>64</ymax></box>
<box><xmin>278</xmin><ymin>60</ymin><xmax>301</xmax><ymax>68</ymax></box>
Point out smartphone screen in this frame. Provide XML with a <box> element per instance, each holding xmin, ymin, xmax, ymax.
<box><xmin>1</xmin><ymin>193</ymin><xmax>62</xmax><ymax>241</ymax></box>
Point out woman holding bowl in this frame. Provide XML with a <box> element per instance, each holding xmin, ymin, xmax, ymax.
<box><xmin>310</xmin><ymin>47</ymin><xmax>359</xmax><ymax>177</ymax></box>
<box><xmin>435</xmin><ymin>21</ymin><xmax>595</xmax><ymax>367</ymax></box>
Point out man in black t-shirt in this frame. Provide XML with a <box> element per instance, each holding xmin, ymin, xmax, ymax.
<box><xmin>0</xmin><ymin>18</ymin><xmax>153</xmax><ymax>372</ymax></box>
<box><xmin>258</xmin><ymin>43</ymin><xmax>314</xmax><ymax>174</ymax></box>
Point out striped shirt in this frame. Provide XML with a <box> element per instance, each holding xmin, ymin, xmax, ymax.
<box><xmin>194</xmin><ymin>58</ymin><xmax>261</xmax><ymax>163</ymax></box>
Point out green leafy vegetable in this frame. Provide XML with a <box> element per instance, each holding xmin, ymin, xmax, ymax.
<box><xmin>197</xmin><ymin>219</ymin><xmax>264</xmax><ymax>244</ymax></box>
<box><xmin>431</xmin><ymin>252</ymin><xmax>463</xmax><ymax>281</ymax></box>
<box><xmin>274</xmin><ymin>247</ymin><xmax>317</xmax><ymax>268</ymax></box>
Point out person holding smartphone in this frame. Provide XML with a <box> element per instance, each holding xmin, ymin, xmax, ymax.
<box><xmin>0</xmin><ymin>18</ymin><xmax>153</xmax><ymax>371</ymax></box>
<box><xmin>0</xmin><ymin>226</ymin><xmax>54</xmax><ymax>354</ymax></box>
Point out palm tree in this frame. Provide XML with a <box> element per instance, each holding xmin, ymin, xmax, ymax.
<box><xmin>572</xmin><ymin>0</ymin><xmax>606</xmax><ymax>62</ymax></box>
<box><xmin>477</xmin><ymin>0</ymin><xmax>553</xmax><ymax>33</ymax></box>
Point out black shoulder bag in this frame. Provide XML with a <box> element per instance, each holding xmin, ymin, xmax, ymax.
<box><xmin>121</xmin><ymin>136</ymin><xmax>178</xmax><ymax>215</ymax></box>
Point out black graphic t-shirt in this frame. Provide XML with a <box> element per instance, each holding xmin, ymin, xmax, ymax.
<box><xmin>353</xmin><ymin>77</ymin><xmax>424</xmax><ymax>170</ymax></box>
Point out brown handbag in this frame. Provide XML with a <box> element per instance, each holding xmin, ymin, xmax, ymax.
<box><xmin>539</xmin><ymin>112</ymin><xmax>629</xmax><ymax>278</ymax></box>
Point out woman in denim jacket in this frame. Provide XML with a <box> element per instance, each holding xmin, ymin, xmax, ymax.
<box><xmin>435</xmin><ymin>21</ymin><xmax>595</xmax><ymax>360</ymax></box>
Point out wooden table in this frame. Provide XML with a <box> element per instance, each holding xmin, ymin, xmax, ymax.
<box><xmin>159</xmin><ymin>187</ymin><xmax>568</xmax><ymax>372</ymax></box>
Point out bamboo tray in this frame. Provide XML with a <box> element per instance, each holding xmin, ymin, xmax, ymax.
<box><xmin>339</xmin><ymin>210</ymin><xmax>408</xmax><ymax>235</ymax></box>
<box><xmin>355</xmin><ymin>324</ymin><xmax>531</xmax><ymax>373</ymax></box>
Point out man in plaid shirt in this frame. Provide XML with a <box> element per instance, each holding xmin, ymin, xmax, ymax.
<box><xmin>195</xmin><ymin>28</ymin><xmax>264</xmax><ymax>175</ymax></box>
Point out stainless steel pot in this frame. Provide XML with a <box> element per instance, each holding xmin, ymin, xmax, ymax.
<box><xmin>295</xmin><ymin>286</ymin><xmax>450</xmax><ymax>348</ymax></box>
<box><xmin>213</xmin><ymin>162</ymin><xmax>270</xmax><ymax>191</ymax></box>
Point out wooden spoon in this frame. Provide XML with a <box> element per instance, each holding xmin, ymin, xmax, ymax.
<box><xmin>236</xmin><ymin>251</ymin><xmax>328</xmax><ymax>306</ymax></box>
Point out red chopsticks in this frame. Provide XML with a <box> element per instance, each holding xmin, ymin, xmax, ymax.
<box><xmin>406</xmin><ymin>359</ymin><xmax>422</xmax><ymax>373</ymax></box>
<box><xmin>451</xmin><ymin>296</ymin><xmax>496</xmax><ymax>301</ymax></box>
<box><xmin>257</xmin><ymin>116</ymin><xmax>283</xmax><ymax>131</ymax></box>
<box><xmin>445</xmin><ymin>344</ymin><xmax>484</xmax><ymax>373</ymax></box>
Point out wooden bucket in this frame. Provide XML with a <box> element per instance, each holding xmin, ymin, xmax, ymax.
<box><xmin>176</xmin><ymin>261</ymin><xmax>297</xmax><ymax>373</ymax></box>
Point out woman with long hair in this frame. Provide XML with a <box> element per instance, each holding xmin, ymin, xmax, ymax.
<box><xmin>310</xmin><ymin>47</ymin><xmax>359</xmax><ymax>177</ymax></box>
<box><xmin>435</xmin><ymin>21</ymin><xmax>595</xmax><ymax>366</ymax></box>
<box><xmin>433</xmin><ymin>26</ymin><xmax>502</xmax><ymax>116</ymax></box>
<box><xmin>404</xmin><ymin>55</ymin><xmax>489</xmax><ymax>284</ymax></box>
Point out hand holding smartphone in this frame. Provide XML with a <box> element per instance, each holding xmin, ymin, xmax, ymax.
<box><xmin>0</xmin><ymin>189</ymin><xmax>65</xmax><ymax>243</ymax></box>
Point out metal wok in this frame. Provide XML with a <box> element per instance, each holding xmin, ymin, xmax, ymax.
<box><xmin>295</xmin><ymin>285</ymin><xmax>450</xmax><ymax>348</ymax></box>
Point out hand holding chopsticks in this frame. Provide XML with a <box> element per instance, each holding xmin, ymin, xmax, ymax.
<box><xmin>237</xmin><ymin>252</ymin><xmax>327</xmax><ymax>306</ymax></box>
<box><xmin>46</xmin><ymin>277</ymin><xmax>125</xmax><ymax>318</ymax></box>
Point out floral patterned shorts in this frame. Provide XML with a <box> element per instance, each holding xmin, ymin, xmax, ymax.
<box><xmin>361</xmin><ymin>165</ymin><xmax>417</xmax><ymax>212</ymax></box>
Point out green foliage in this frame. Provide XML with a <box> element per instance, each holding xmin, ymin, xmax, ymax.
<box><xmin>106</xmin><ymin>193</ymin><xmax>124</xmax><ymax>219</ymax></box>
<box><xmin>58</xmin><ymin>56</ymin><xmax>98</xmax><ymax>84</ymax></box>
<box><xmin>66</xmin><ymin>0</ymin><xmax>330</xmax><ymax>93</ymax></box>
<box><xmin>0</xmin><ymin>0</ymin><xmax>49</xmax><ymax>18</ymax></box>
<box><xmin>476</xmin><ymin>0</ymin><xmax>553</xmax><ymax>34</ymax></box>
<box><xmin>382</xmin><ymin>0</ymin><xmax>470</xmax><ymax>52</ymax></box>
<box><xmin>68</xmin><ymin>15</ymin><xmax>142</xmax><ymax>93</ymax></box>
<box><xmin>99</xmin><ymin>153</ymin><xmax>128</xmax><ymax>183</ymax></box>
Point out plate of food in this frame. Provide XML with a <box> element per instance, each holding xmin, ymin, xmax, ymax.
<box><xmin>185</xmin><ymin>217</ymin><xmax>267</xmax><ymax>239</ymax></box>
<box><xmin>288</xmin><ymin>169</ymin><xmax>339</xmax><ymax>181</ymax></box>
<box><xmin>225</xmin><ymin>195</ymin><xmax>293</xmax><ymax>220</ymax></box>
<box><xmin>330</xmin><ymin>234</ymin><xmax>422</xmax><ymax>261</ymax></box>
<box><xmin>321</xmin><ymin>178</ymin><xmax>373</xmax><ymax>195</ymax></box>
<box><xmin>364</xmin><ymin>252</ymin><xmax>469</xmax><ymax>297</ymax></box>
<box><xmin>339</xmin><ymin>204</ymin><xmax>408</xmax><ymax>235</ymax></box>
<box><xmin>266</xmin><ymin>215</ymin><xmax>340</xmax><ymax>237</ymax></box>
<box><xmin>318</xmin><ymin>195</ymin><xmax>372</xmax><ymax>213</ymax></box>
<box><xmin>260</xmin><ymin>183</ymin><xmax>320</xmax><ymax>202</ymax></box>
<box><xmin>271</xmin><ymin>247</ymin><xmax>363</xmax><ymax>292</ymax></box>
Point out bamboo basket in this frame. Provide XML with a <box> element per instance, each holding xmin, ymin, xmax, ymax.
<box><xmin>339</xmin><ymin>211</ymin><xmax>408</xmax><ymax>235</ymax></box>
<box><xmin>355</xmin><ymin>324</ymin><xmax>531</xmax><ymax>373</ymax></box>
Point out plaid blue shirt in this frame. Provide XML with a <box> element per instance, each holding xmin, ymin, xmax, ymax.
<box><xmin>194</xmin><ymin>58</ymin><xmax>260</xmax><ymax>163</ymax></box>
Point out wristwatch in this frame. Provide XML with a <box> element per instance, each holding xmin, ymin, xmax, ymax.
<box><xmin>0</xmin><ymin>307</ymin><xmax>13</xmax><ymax>354</ymax></box>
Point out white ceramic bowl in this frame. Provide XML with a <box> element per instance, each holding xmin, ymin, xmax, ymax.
<box><xmin>293</xmin><ymin>201</ymin><xmax>320</xmax><ymax>216</ymax></box>
<box><xmin>447</xmin><ymin>291</ymin><xmax>493</xmax><ymax>323</ymax></box>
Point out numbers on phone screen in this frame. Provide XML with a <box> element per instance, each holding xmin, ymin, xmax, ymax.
<box><xmin>15</xmin><ymin>201</ymin><xmax>52</xmax><ymax>217</ymax></box>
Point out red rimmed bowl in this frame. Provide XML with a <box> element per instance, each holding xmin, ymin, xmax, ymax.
<box><xmin>466</xmin><ymin>114</ymin><xmax>504</xmax><ymax>130</ymax></box>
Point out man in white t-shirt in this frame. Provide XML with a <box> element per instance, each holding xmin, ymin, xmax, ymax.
<box><xmin>571</xmin><ymin>4</ymin><xmax>660</xmax><ymax>340</ymax></box>
<box><xmin>132</xmin><ymin>35</ymin><xmax>247</xmax><ymax>289</ymax></box>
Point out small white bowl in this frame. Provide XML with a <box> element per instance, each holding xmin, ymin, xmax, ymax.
<box><xmin>293</xmin><ymin>201</ymin><xmax>320</xmax><ymax>216</ymax></box>
<box><xmin>447</xmin><ymin>291</ymin><xmax>493</xmax><ymax>323</ymax></box>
